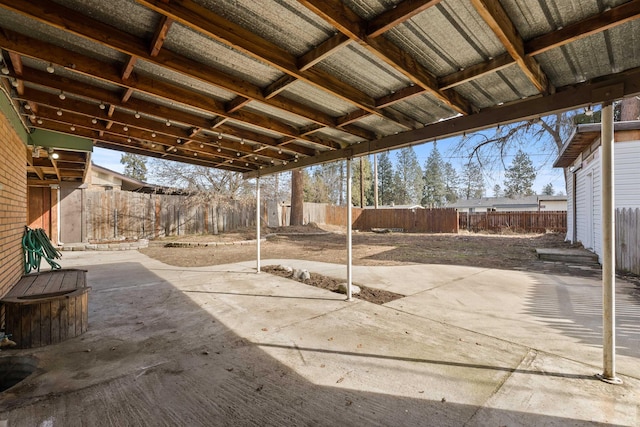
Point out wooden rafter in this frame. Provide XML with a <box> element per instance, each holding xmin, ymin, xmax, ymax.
<box><xmin>18</xmin><ymin>86</ymin><xmax>306</xmax><ymax>161</ymax></box>
<box><xmin>297</xmin><ymin>33</ymin><xmax>350</xmax><ymax>71</ymax></box>
<box><xmin>246</xmin><ymin>64</ymin><xmax>640</xmax><ymax>178</ymax></box>
<box><xmin>0</xmin><ymin>0</ymin><xmax>374</xmax><ymax>141</ymax></box>
<box><xmin>150</xmin><ymin>15</ymin><xmax>173</xmax><ymax>57</ymax></box>
<box><xmin>470</xmin><ymin>0</ymin><xmax>550</xmax><ymax>93</ymax></box>
<box><xmin>135</xmin><ymin>0</ymin><xmax>421</xmax><ymax>130</ymax></box>
<box><xmin>367</xmin><ymin>0</ymin><xmax>443</xmax><ymax>38</ymax></box>
<box><xmin>7</xmin><ymin>51</ymin><xmax>24</xmax><ymax>94</ymax></box>
<box><xmin>297</xmin><ymin>0</ymin><xmax>472</xmax><ymax>115</ymax></box>
<box><xmin>525</xmin><ymin>0</ymin><xmax>640</xmax><ymax>56</ymax></box>
<box><xmin>0</xmin><ymin>28</ymin><xmax>349</xmax><ymax>150</ymax></box>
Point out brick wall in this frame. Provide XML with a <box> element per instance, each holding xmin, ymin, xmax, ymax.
<box><xmin>0</xmin><ymin>110</ymin><xmax>27</xmax><ymax>298</ymax></box>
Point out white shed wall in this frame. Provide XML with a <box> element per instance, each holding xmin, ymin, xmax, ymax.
<box><xmin>572</xmin><ymin>140</ymin><xmax>640</xmax><ymax>261</ymax></box>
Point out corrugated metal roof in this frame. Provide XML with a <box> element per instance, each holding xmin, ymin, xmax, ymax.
<box><xmin>0</xmin><ymin>0</ymin><xmax>639</xmax><ymax>178</ymax></box>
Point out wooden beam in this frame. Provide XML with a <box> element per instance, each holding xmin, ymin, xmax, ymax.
<box><xmin>297</xmin><ymin>33</ymin><xmax>350</xmax><ymax>71</ymax></box>
<box><xmin>121</xmin><ymin>87</ymin><xmax>135</xmax><ymax>103</ymax></box>
<box><xmin>150</xmin><ymin>15</ymin><xmax>173</xmax><ymax>56</ymax></box>
<box><xmin>225</xmin><ymin>96</ymin><xmax>251</xmax><ymax>114</ymax></box>
<box><xmin>367</xmin><ymin>0</ymin><xmax>443</xmax><ymax>38</ymax></box>
<box><xmin>121</xmin><ymin>56</ymin><xmax>137</xmax><ymax>80</ymax></box>
<box><xmin>7</xmin><ymin>51</ymin><xmax>24</xmax><ymax>95</ymax></box>
<box><xmin>0</xmin><ymin>0</ymin><xmax>372</xmax><ymax>141</ymax></box>
<box><xmin>375</xmin><ymin>85</ymin><xmax>425</xmax><ymax>108</ymax></box>
<box><xmin>470</xmin><ymin>0</ymin><xmax>550</xmax><ymax>93</ymax></box>
<box><xmin>262</xmin><ymin>74</ymin><xmax>297</xmax><ymax>99</ymax></box>
<box><xmin>438</xmin><ymin>53</ymin><xmax>513</xmax><ymax>90</ymax></box>
<box><xmin>525</xmin><ymin>0</ymin><xmax>640</xmax><ymax>56</ymax></box>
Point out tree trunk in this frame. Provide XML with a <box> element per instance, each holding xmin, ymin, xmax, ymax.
<box><xmin>620</xmin><ymin>97</ymin><xmax>640</xmax><ymax>121</ymax></box>
<box><xmin>290</xmin><ymin>170</ymin><xmax>304</xmax><ymax>226</ymax></box>
<box><xmin>360</xmin><ymin>157</ymin><xmax>365</xmax><ymax>208</ymax></box>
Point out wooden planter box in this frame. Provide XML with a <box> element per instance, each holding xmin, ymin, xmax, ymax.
<box><xmin>1</xmin><ymin>269</ymin><xmax>90</xmax><ymax>348</ymax></box>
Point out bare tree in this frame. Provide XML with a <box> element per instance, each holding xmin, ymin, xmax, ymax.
<box><xmin>149</xmin><ymin>158</ymin><xmax>253</xmax><ymax>234</ymax></box>
<box><xmin>455</xmin><ymin>112</ymin><xmax>575</xmax><ymax>193</ymax></box>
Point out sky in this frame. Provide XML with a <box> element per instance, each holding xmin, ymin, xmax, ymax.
<box><xmin>92</xmin><ymin>124</ymin><xmax>567</xmax><ymax>196</ymax></box>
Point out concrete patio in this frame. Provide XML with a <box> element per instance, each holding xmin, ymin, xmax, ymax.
<box><xmin>0</xmin><ymin>250</ymin><xmax>638</xmax><ymax>426</ymax></box>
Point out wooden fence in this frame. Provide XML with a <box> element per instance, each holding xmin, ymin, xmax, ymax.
<box><xmin>616</xmin><ymin>207</ymin><xmax>640</xmax><ymax>275</ymax></box>
<box><xmin>459</xmin><ymin>211</ymin><xmax>567</xmax><ymax>233</ymax></box>
<box><xmin>300</xmin><ymin>203</ymin><xmax>458</xmax><ymax>233</ymax></box>
<box><xmin>85</xmin><ymin>191</ymin><xmax>257</xmax><ymax>241</ymax></box>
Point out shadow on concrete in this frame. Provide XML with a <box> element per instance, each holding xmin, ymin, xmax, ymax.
<box><xmin>254</xmin><ymin>343</ymin><xmax>598</xmax><ymax>381</ymax></box>
<box><xmin>523</xmin><ymin>275</ymin><xmax>640</xmax><ymax>359</ymax></box>
<box><xmin>184</xmin><ymin>289</ymin><xmax>342</xmax><ymax>302</ymax></box>
<box><xmin>0</xmin><ymin>261</ymin><xmax>624</xmax><ymax>425</ymax></box>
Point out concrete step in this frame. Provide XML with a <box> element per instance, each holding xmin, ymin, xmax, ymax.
<box><xmin>535</xmin><ymin>248</ymin><xmax>600</xmax><ymax>266</ymax></box>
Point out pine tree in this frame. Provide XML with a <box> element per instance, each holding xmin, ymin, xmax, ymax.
<box><xmin>493</xmin><ymin>184</ymin><xmax>502</xmax><ymax>197</ymax></box>
<box><xmin>443</xmin><ymin>162</ymin><xmax>460</xmax><ymax>204</ymax></box>
<box><xmin>461</xmin><ymin>161</ymin><xmax>485</xmax><ymax>199</ymax></box>
<box><xmin>377</xmin><ymin>152</ymin><xmax>395</xmax><ymax>206</ymax></box>
<box><xmin>120</xmin><ymin>153</ymin><xmax>147</xmax><ymax>181</ymax></box>
<box><xmin>351</xmin><ymin>156</ymin><xmax>373</xmax><ymax>207</ymax></box>
<box><xmin>393</xmin><ymin>147</ymin><xmax>422</xmax><ymax>205</ymax></box>
<box><xmin>541</xmin><ymin>183</ymin><xmax>554</xmax><ymax>196</ymax></box>
<box><xmin>421</xmin><ymin>143</ymin><xmax>446</xmax><ymax>207</ymax></box>
<box><xmin>503</xmin><ymin>150</ymin><xmax>536</xmax><ymax>198</ymax></box>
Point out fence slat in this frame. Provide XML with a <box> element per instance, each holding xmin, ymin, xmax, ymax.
<box><xmin>458</xmin><ymin>211</ymin><xmax>566</xmax><ymax>233</ymax></box>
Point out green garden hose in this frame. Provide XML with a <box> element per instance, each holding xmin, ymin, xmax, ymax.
<box><xmin>22</xmin><ymin>226</ymin><xmax>62</xmax><ymax>274</ymax></box>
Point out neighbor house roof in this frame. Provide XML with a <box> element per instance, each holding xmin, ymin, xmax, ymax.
<box><xmin>2</xmin><ymin>0</ymin><xmax>640</xmax><ymax>183</ymax></box>
<box><xmin>554</xmin><ymin>120</ymin><xmax>640</xmax><ymax>168</ymax></box>
<box><xmin>91</xmin><ymin>163</ymin><xmax>183</xmax><ymax>194</ymax></box>
<box><xmin>448</xmin><ymin>195</ymin><xmax>566</xmax><ymax>210</ymax></box>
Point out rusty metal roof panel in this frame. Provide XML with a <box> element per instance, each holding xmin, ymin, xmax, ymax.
<box><xmin>316</xmin><ymin>43</ymin><xmax>411</xmax><ymax>99</ymax></box>
<box><xmin>193</xmin><ymin>0</ymin><xmax>334</xmax><ymax>56</ymax></box>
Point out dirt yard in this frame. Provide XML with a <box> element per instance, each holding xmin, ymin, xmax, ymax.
<box><xmin>140</xmin><ymin>224</ymin><xmax>597</xmax><ymax>278</ymax></box>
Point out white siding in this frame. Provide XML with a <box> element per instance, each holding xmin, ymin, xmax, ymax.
<box><xmin>575</xmin><ymin>151</ymin><xmax>599</xmax><ymax>251</ymax></box>
<box><xmin>565</xmin><ymin>171</ymin><xmax>574</xmax><ymax>242</ymax></box>
<box><xmin>573</xmin><ymin>140</ymin><xmax>640</xmax><ymax>262</ymax></box>
<box><xmin>539</xmin><ymin>200</ymin><xmax>567</xmax><ymax>211</ymax></box>
<box><xmin>614</xmin><ymin>141</ymin><xmax>640</xmax><ymax>208</ymax></box>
